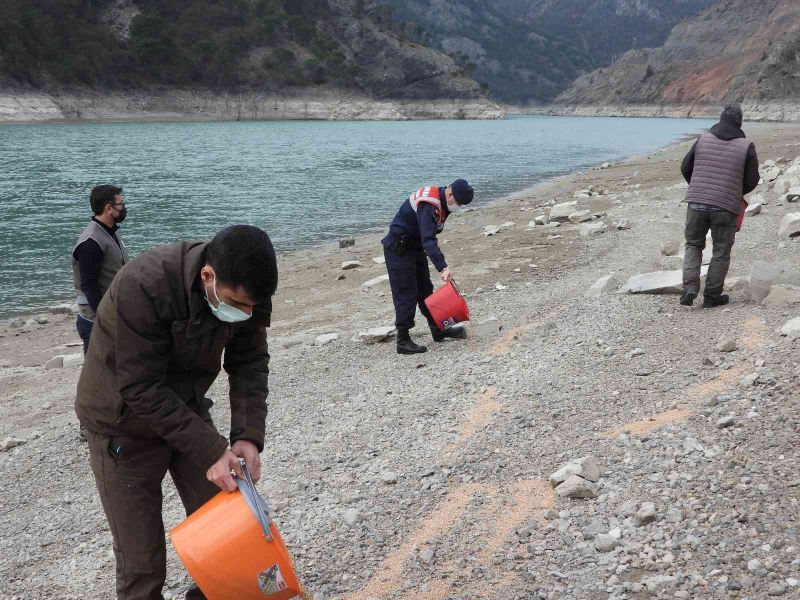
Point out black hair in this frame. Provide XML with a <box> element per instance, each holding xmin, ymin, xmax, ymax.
<box><xmin>720</xmin><ymin>105</ymin><xmax>743</xmax><ymax>128</ymax></box>
<box><xmin>206</xmin><ymin>225</ymin><xmax>278</xmax><ymax>303</ymax></box>
<box><xmin>90</xmin><ymin>185</ymin><xmax>123</xmax><ymax>215</ymax></box>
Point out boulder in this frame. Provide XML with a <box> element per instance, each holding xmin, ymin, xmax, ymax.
<box><xmin>550</xmin><ymin>456</ymin><xmax>601</xmax><ymax>487</ymax></box>
<box><xmin>361</xmin><ymin>274</ymin><xmax>390</xmax><ymax>292</ymax></box>
<box><xmin>548</xmin><ymin>201</ymin><xmax>579</xmax><ymax>223</ymax></box>
<box><xmin>555</xmin><ymin>475</ymin><xmax>598</xmax><ymax>499</ymax></box>
<box><xmin>585</xmin><ymin>274</ymin><xmax>618</xmax><ymax>298</ymax></box>
<box><xmin>568</xmin><ymin>210</ymin><xmax>592</xmax><ymax>223</ymax></box>
<box><xmin>341</xmin><ymin>260</ymin><xmax>362</xmax><ymax>270</ymax></box>
<box><xmin>781</xmin><ymin>317</ymin><xmax>800</xmax><ymax>340</ymax></box>
<box><xmin>314</xmin><ymin>333</ymin><xmax>338</xmax><ymax>346</ymax></box>
<box><xmin>762</xmin><ymin>284</ymin><xmax>800</xmax><ymax>306</ymax></box>
<box><xmin>749</xmin><ymin>262</ymin><xmax>800</xmax><ymax>303</ymax></box>
<box><xmin>778</xmin><ymin>213</ymin><xmax>800</xmax><ymax>238</ymax></box>
<box><xmin>621</xmin><ymin>267</ymin><xmax>708</xmax><ymax>295</ymax></box>
<box><xmin>357</xmin><ymin>326</ymin><xmax>396</xmax><ymax>344</ymax></box>
<box><xmin>579</xmin><ymin>222</ymin><xmax>607</xmax><ymax>236</ymax></box>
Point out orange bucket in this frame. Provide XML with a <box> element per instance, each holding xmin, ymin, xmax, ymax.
<box><xmin>171</xmin><ymin>462</ymin><xmax>303</xmax><ymax>599</ymax></box>
<box><xmin>424</xmin><ymin>281</ymin><xmax>470</xmax><ymax>329</ymax></box>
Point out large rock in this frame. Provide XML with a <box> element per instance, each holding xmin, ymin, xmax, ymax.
<box><xmin>555</xmin><ymin>475</ymin><xmax>598</xmax><ymax>499</ymax></box>
<box><xmin>763</xmin><ymin>285</ymin><xmax>800</xmax><ymax>306</ymax></box>
<box><xmin>548</xmin><ymin>201</ymin><xmax>579</xmax><ymax>223</ymax></box>
<box><xmin>361</xmin><ymin>274</ymin><xmax>390</xmax><ymax>292</ymax></box>
<box><xmin>781</xmin><ymin>317</ymin><xmax>800</xmax><ymax>340</ymax></box>
<box><xmin>357</xmin><ymin>326</ymin><xmax>396</xmax><ymax>343</ymax></box>
<box><xmin>550</xmin><ymin>456</ymin><xmax>601</xmax><ymax>487</ymax></box>
<box><xmin>585</xmin><ymin>274</ymin><xmax>618</xmax><ymax>298</ymax></box>
<box><xmin>749</xmin><ymin>262</ymin><xmax>800</xmax><ymax>303</ymax></box>
<box><xmin>621</xmin><ymin>267</ymin><xmax>707</xmax><ymax>295</ymax></box>
<box><xmin>778</xmin><ymin>213</ymin><xmax>800</xmax><ymax>237</ymax></box>
<box><xmin>568</xmin><ymin>210</ymin><xmax>592</xmax><ymax>223</ymax></box>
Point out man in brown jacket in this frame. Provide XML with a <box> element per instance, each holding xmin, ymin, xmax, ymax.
<box><xmin>76</xmin><ymin>225</ymin><xmax>278</xmax><ymax>600</ymax></box>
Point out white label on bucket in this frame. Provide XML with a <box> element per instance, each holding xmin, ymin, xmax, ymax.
<box><xmin>257</xmin><ymin>565</ymin><xmax>288</xmax><ymax>595</ymax></box>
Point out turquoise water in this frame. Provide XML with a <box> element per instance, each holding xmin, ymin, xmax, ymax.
<box><xmin>0</xmin><ymin>115</ymin><xmax>712</xmax><ymax>317</ymax></box>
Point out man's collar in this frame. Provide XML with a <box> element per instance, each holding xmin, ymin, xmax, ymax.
<box><xmin>91</xmin><ymin>216</ymin><xmax>119</xmax><ymax>234</ymax></box>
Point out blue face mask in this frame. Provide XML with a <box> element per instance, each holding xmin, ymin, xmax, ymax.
<box><xmin>206</xmin><ymin>274</ymin><xmax>252</xmax><ymax>323</ymax></box>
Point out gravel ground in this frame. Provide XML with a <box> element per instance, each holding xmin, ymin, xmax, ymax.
<box><xmin>1</xmin><ymin>122</ymin><xmax>798</xmax><ymax>600</ymax></box>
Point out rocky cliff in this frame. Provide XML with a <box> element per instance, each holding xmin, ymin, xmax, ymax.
<box><xmin>555</xmin><ymin>0</ymin><xmax>800</xmax><ymax>119</ymax></box>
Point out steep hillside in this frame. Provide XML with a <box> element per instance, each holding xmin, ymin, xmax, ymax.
<box><xmin>0</xmin><ymin>0</ymin><xmax>484</xmax><ymax>102</ymax></box>
<box><xmin>556</xmin><ymin>0</ymin><xmax>800</xmax><ymax>115</ymax></box>
<box><xmin>378</xmin><ymin>0</ymin><xmax>714</xmax><ymax>103</ymax></box>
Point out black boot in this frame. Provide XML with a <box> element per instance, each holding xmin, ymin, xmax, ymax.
<box><xmin>679</xmin><ymin>289</ymin><xmax>698</xmax><ymax>307</ymax></box>
<box><xmin>396</xmin><ymin>328</ymin><xmax>427</xmax><ymax>354</ymax></box>
<box><xmin>702</xmin><ymin>294</ymin><xmax>729</xmax><ymax>308</ymax></box>
<box><xmin>431</xmin><ymin>325</ymin><xmax>467</xmax><ymax>342</ymax></box>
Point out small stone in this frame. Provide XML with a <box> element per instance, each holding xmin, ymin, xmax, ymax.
<box><xmin>660</xmin><ymin>241</ymin><xmax>680</xmax><ymax>256</ymax></box>
<box><xmin>555</xmin><ymin>475</ymin><xmax>598</xmax><ymax>499</ymax></box>
<box><xmin>361</xmin><ymin>274</ymin><xmax>390</xmax><ymax>292</ymax></box>
<box><xmin>640</xmin><ymin>575</ymin><xmax>678</xmax><ymax>593</ymax></box>
<box><xmin>336</xmin><ymin>274</ymin><xmax>346</xmax><ymax>281</ymax></box>
<box><xmin>716</xmin><ymin>335</ymin><xmax>738</xmax><ymax>353</ymax></box>
<box><xmin>636</xmin><ymin>502</ymin><xmax>657</xmax><ymax>525</ymax></box>
<box><xmin>418</xmin><ymin>548</ymin><xmax>435</xmax><ymax>564</ymax></box>
<box><xmin>748</xmin><ymin>558</ymin><xmax>763</xmax><ymax>572</ymax></box>
<box><xmin>595</xmin><ymin>534</ymin><xmax>618</xmax><ymax>552</ymax></box>
<box><xmin>768</xmin><ymin>583</ymin><xmax>787</xmax><ymax>596</ymax></box>
<box><xmin>48</xmin><ymin>303</ymin><xmax>76</xmax><ymax>314</ymax></box>
<box><xmin>338</xmin><ymin>237</ymin><xmax>355</xmax><ymax>248</ymax></box>
<box><xmin>603</xmin><ymin>347</ymin><xmax>615</xmax><ymax>357</ymax></box>
<box><xmin>341</xmin><ymin>260</ymin><xmax>362</xmax><ymax>270</ymax></box>
<box><xmin>585</xmin><ymin>274</ymin><xmax>618</xmax><ymax>298</ymax></box>
<box><xmin>314</xmin><ymin>333</ymin><xmax>339</xmax><ymax>346</ymax></box>
<box><xmin>717</xmin><ymin>415</ymin><xmax>736</xmax><ymax>428</ymax></box>
<box><xmin>781</xmin><ymin>317</ymin><xmax>800</xmax><ymax>339</ymax></box>
<box><xmin>343</xmin><ymin>509</ymin><xmax>362</xmax><ymax>527</ymax></box>
<box><xmin>0</xmin><ymin>437</ymin><xmax>26</xmax><ymax>451</ymax></box>
<box><xmin>62</xmin><ymin>353</ymin><xmax>84</xmax><ymax>368</ymax></box>
<box><xmin>629</xmin><ymin>347</ymin><xmax>645</xmax><ymax>357</ymax></box>
<box><xmin>381</xmin><ymin>471</ymin><xmax>398</xmax><ymax>484</ymax></box>
<box><xmin>44</xmin><ymin>356</ymin><xmax>65</xmax><ymax>369</ymax></box>
<box><xmin>372</xmin><ymin>256</ymin><xmax>386</xmax><ymax>264</ymax></box>
<box><xmin>357</xmin><ymin>326</ymin><xmax>396</xmax><ymax>344</ymax></box>
<box><xmin>550</xmin><ymin>456</ymin><xmax>601</xmax><ymax>487</ymax></box>
<box><xmin>579</xmin><ymin>222</ymin><xmax>607</xmax><ymax>236</ymax></box>
<box><xmin>568</xmin><ymin>210</ymin><xmax>592</xmax><ymax>223</ymax></box>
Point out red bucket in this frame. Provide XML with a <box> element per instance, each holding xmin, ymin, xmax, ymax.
<box><xmin>424</xmin><ymin>281</ymin><xmax>470</xmax><ymax>329</ymax></box>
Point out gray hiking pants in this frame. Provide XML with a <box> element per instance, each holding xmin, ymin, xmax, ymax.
<box><xmin>682</xmin><ymin>206</ymin><xmax>737</xmax><ymax>298</ymax></box>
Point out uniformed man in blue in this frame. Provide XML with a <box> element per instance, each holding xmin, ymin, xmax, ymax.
<box><xmin>382</xmin><ymin>179</ymin><xmax>474</xmax><ymax>354</ymax></box>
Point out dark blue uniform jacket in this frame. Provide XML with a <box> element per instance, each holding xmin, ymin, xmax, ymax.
<box><xmin>387</xmin><ymin>186</ymin><xmax>450</xmax><ymax>272</ymax></box>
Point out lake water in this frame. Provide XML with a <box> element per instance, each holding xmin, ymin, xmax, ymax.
<box><xmin>0</xmin><ymin>115</ymin><xmax>713</xmax><ymax>318</ymax></box>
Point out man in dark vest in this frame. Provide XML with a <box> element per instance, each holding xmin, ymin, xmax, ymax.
<box><xmin>76</xmin><ymin>225</ymin><xmax>278</xmax><ymax>600</ymax></box>
<box><xmin>72</xmin><ymin>184</ymin><xmax>129</xmax><ymax>353</ymax></box>
<box><xmin>679</xmin><ymin>105</ymin><xmax>760</xmax><ymax>308</ymax></box>
<box><xmin>382</xmin><ymin>179</ymin><xmax>474</xmax><ymax>354</ymax></box>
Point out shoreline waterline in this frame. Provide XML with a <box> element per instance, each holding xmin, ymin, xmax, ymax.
<box><xmin>0</xmin><ymin>115</ymin><xmax>717</xmax><ymax>320</ymax></box>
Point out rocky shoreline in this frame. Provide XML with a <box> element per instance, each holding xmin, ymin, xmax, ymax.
<box><xmin>522</xmin><ymin>100</ymin><xmax>800</xmax><ymax>122</ymax></box>
<box><xmin>0</xmin><ymin>88</ymin><xmax>505</xmax><ymax>123</ymax></box>
<box><xmin>1</xmin><ymin>122</ymin><xmax>799</xmax><ymax>599</ymax></box>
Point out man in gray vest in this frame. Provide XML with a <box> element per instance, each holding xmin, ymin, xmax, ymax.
<box><xmin>72</xmin><ymin>185</ymin><xmax>129</xmax><ymax>352</ymax></box>
<box><xmin>679</xmin><ymin>105</ymin><xmax>760</xmax><ymax>308</ymax></box>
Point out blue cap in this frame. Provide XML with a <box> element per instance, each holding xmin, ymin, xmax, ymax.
<box><xmin>451</xmin><ymin>179</ymin><xmax>474</xmax><ymax>205</ymax></box>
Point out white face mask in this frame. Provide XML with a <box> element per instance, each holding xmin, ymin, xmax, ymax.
<box><xmin>205</xmin><ymin>273</ymin><xmax>252</xmax><ymax>323</ymax></box>
<box><xmin>448</xmin><ymin>198</ymin><xmax>462</xmax><ymax>214</ymax></box>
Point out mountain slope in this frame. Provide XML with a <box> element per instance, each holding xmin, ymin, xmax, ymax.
<box><xmin>378</xmin><ymin>0</ymin><xmax>715</xmax><ymax>103</ymax></box>
<box><xmin>556</xmin><ymin>0</ymin><xmax>800</xmax><ymax>113</ymax></box>
<box><xmin>0</xmin><ymin>0</ymin><xmax>484</xmax><ymax>102</ymax></box>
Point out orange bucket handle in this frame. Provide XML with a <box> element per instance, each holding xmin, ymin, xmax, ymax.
<box><xmin>238</xmin><ymin>459</ymin><xmax>273</xmax><ymax>541</ymax></box>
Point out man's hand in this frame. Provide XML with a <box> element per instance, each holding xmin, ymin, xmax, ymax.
<box><xmin>232</xmin><ymin>440</ymin><xmax>262</xmax><ymax>483</ymax></box>
<box><xmin>206</xmin><ymin>449</ymin><xmax>244</xmax><ymax>492</ymax></box>
<box><xmin>440</xmin><ymin>267</ymin><xmax>452</xmax><ymax>283</ymax></box>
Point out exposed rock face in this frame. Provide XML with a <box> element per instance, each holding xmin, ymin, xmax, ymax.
<box><xmin>555</xmin><ymin>0</ymin><xmax>800</xmax><ymax>118</ymax></box>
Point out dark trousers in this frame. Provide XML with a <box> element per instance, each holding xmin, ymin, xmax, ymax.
<box><xmin>77</xmin><ymin>315</ymin><xmax>93</xmax><ymax>354</ymax></box>
<box><xmin>85</xmin><ymin>423</ymin><xmax>220</xmax><ymax>600</ymax></box>
<box><xmin>382</xmin><ymin>240</ymin><xmax>438</xmax><ymax>332</ymax></box>
<box><xmin>682</xmin><ymin>206</ymin><xmax>737</xmax><ymax>298</ymax></box>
